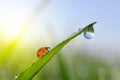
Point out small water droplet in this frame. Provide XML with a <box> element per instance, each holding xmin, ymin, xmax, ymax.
<box><xmin>78</xmin><ymin>28</ymin><xmax>81</xmax><ymax>31</ymax></box>
<box><xmin>14</xmin><ymin>74</ymin><xmax>18</xmax><ymax>79</ymax></box>
<box><xmin>83</xmin><ymin>32</ymin><xmax>95</xmax><ymax>39</ymax></box>
<box><xmin>72</xmin><ymin>32</ymin><xmax>76</xmax><ymax>35</ymax></box>
<box><xmin>78</xmin><ymin>28</ymin><xmax>83</xmax><ymax>33</ymax></box>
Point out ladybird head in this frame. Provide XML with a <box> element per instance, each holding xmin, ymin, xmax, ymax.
<box><xmin>45</xmin><ymin>47</ymin><xmax>51</xmax><ymax>51</ymax></box>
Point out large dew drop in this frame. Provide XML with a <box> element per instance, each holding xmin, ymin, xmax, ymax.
<box><xmin>83</xmin><ymin>32</ymin><xmax>95</xmax><ymax>39</ymax></box>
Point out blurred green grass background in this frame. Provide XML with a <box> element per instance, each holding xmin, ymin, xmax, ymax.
<box><xmin>0</xmin><ymin>0</ymin><xmax>120</xmax><ymax>80</ymax></box>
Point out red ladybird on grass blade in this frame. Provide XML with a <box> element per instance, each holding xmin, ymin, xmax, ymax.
<box><xmin>37</xmin><ymin>47</ymin><xmax>50</xmax><ymax>58</ymax></box>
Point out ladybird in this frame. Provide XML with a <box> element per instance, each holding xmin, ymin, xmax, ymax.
<box><xmin>37</xmin><ymin>47</ymin><xmax>50</xmax><ymax>58</ymax></box>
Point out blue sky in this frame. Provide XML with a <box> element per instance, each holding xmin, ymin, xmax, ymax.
<box><xmin>0</xmin><ymin>0</ymin><xmax>120</xmax><ymax>60</ymax></box>
<box><xmin>40</xmin><ymin>0</ymin><xmax>120</xmax><ymax>48</ymax></box>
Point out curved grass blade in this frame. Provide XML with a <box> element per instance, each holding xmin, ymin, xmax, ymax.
<box><xmin>15</xmin><ymin>22</ymin><xmax>97</xmax><ymax>80</ymax></box>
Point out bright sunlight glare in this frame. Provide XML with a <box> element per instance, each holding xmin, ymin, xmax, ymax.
<box><xmin>0</xmin><ymin>12</ymin><xmax>27</xmax><ymax>41</ymax></box>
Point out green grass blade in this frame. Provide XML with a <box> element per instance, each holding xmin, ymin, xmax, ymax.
<box><xmin>15</xmin><ymin>22</ymin><xmax>97</xmax><ymax>80</ymax></box>
<box><xmin>57</xmin><ymin>54</ymin><xmax>70</xmax><ymax>80</ymax></box>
